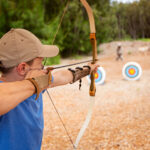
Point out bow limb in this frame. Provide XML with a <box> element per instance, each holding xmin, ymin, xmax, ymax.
<box><xmin>74</xmin><ymin>0</ymin><xmax>97</xmax><ymax>149</ymax></box>
<box><xmin>80</xmin><ymin>0</ymin><xmax>97</xmax><ymax>96</ymax></box>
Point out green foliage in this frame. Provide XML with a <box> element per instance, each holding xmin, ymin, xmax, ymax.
<box><xmin>71</xmin><ymin>55</ymin><xmax>82</xmax><ymax>60</ymax></box>
<box><xmin>0</xmin><ymin>0</ymin><xmax>61</xmax><ymax>65</ymax></box>
<box><xmin>44</xmin><ymin>55</ymin><xmax>60</xmax><ymax>66</ymax></box>
<box><xmin>137</xmin><ymin>38</ymin><xmax>150</xmax><ymax>42</ymax></box>
<box><xmin>1</xmin><ymin>0</ymin><xmax>150</xmax><ymax>66</ymax></box>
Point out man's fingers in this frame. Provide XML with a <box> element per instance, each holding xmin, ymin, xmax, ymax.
<box><xmin>87</xmin><ymin>63</ymin><xmax>100</xmax><ymax>74</ymax></box>
<box><xmin>25</xmin><ymin>70</ymin><xmax>47</xmax><ymax>79</ymax></box>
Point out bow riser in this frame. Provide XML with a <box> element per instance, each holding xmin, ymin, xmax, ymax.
<box><xmin>90</xmin><ymin>33</ymin><xmax>97</xmax><ymax>96</ymax></box>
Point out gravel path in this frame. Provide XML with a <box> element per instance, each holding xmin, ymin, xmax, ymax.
<box><xmin>42</xmin><ymin>41</ymin><xmax>150</xmax><ymax>150</ymax></box>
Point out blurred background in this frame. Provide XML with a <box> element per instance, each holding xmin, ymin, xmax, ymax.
<box><xmin>0</xmin><ymin>0</ymin><xmax>149</xmax><ymax>64</ymax></box>
<box><xmin>1</xmin><ymin>1</ymin><xmax>150</xmax><ymax>150</ymax></box>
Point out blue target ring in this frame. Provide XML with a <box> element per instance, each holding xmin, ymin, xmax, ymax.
<box><xmin>125</xmin><ymin>65</ymin><xmax>139</xmax><ymax>78</ymax></box>
<box><xmin>94</xmin><ymin>69</ymin><xmax>102</xmax><ymax>83</ymax></box>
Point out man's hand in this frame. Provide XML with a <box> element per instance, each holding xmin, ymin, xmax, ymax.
<box><xmin>25</xmin><ymin>69</ymin><xmax>47</xmax><ymax>79</ymax></box>
<box><xmin>88</xmin><ymin>63</ymin><xmax>99</xmax><ymax>74</ymax></box>
<box><xmin>25</xmin><ymin>69</ymin><xmax>52</xmax><ymax>100</ymax></box>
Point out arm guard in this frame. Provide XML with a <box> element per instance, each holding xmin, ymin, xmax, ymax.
<box><xmin>69</xmin><ymin>66</ymin><xmax>91</xmax><ymax>83</ymax></box>
<box><xmin>27</xmin><ymin>70</ymin><xmax>52</xmax><ymax>100</ymax></box>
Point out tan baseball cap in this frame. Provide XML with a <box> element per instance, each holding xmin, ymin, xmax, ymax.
<box><xmin>0</xmin><ymin>28</ymin><xmax>59</xmax><ymax>68</ymax></box>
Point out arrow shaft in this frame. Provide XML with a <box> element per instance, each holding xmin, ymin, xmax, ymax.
<box><xmin>51</xmin><ymin>59</ymin><xmax>98</xmax><ymax>70</ymax></box>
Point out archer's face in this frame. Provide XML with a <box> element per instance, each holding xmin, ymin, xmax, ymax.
<box><xmin>17</xmin><ymin>57</ymin><xmax>44</xmax><ymax>79</ymax></box>
<box><xmin>29</xmin><ymin>57</ymin><xmax>44</xmax><ymax>70</ymax></box>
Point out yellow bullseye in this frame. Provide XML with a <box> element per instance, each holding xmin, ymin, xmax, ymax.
<box><xmin>129</xmin><ymin>68</ymin><xmax>135</xmax><ymax>75</ymax></box>
<box><xmin>94</xmin><ymin>73</ymin><xmax>98</xmax><ymax>79</ymax></box>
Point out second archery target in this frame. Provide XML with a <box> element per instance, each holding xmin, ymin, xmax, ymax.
<box><xmin>87</xmin><ymin>67</ymin><xmax>106</xmax><ymax>85</ymax></box>
<box><xmin>122</xmin><ymin>62</ymin><xmax>142</xmax><ymax>81</ymax></box>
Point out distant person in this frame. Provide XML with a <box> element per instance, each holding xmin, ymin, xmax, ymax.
<box><xmin>116</xmin><ymin>43</ymin><xmax>123</xmax><ymax>61</ymax></box>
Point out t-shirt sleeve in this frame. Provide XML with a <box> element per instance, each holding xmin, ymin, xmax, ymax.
<box><xmin>51</xmin><ymin>75</ymin><xmax>54</xmax><ymax>83</ymax></box>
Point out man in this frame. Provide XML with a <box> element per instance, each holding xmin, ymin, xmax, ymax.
<box><xmin>0</xmin><ymin>28</ymin><xmax>98</xmax><ymax>150</ymax></box>
<box><xmin>116</xmin><ymin>43</ymin><xmax>123</xmax><ymax>61</ymax></box>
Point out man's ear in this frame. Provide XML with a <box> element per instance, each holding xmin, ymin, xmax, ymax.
<box><xmin>16</xmin><ymin>63</ymin><xmax>29</xmax><ymax>75</ymax></box>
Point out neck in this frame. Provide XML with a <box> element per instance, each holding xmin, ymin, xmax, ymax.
<box><xmin>1</xmin><ymin>72</ymin><xmax>24</xmax><ymax>82</ymax></box>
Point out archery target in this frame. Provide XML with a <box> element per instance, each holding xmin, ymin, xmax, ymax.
<box><xmin>122</xmin><ymin>62</ymin><xmax>142</xmax><ymax>81</ymax></box>
<box><xmin>87</xmin><ymin>67</ymin><xmax>106</xmax><ymax>85</ymax></box>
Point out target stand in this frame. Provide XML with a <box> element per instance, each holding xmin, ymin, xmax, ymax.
<box><xmin>87</xmin><ymin>67</ymin><xmax>106</xmax><ymax>85</ymax></box>
<box><xmin>122</xmin><ymin>62</ymin><xmax>142</xmax><ymax>81</ymax></box>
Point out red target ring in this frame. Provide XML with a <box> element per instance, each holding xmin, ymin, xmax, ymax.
<box><xmin>87</xmin><ymin>67</ymin><xmax>106</xmax><ymax>85</ymax></box>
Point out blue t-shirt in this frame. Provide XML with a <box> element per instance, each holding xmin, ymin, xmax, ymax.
<box><xmin>0</xmin><ymin>81</ymin><xmax>44</xmax><ymax>150</ymax></box>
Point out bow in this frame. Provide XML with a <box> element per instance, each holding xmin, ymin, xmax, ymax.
<box><xmin>44</xmin><ymin>0</ymin><xmax>97</xmax><ymax>149</ymax></box>
<box><xmin>73</xmin><ymin>0</ymin><xmax>97</xmax><ymax>149</ymax></box>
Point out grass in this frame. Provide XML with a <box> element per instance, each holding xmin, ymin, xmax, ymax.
<box><xmin>104</xmin><ymin>38</ymin><xmax>150</xmax><ymax>42</ymax></box>
<box><xmin>119</xmin><ymin>38</ymin><xmax>150</xmax><ymax>42</ymax></box>
<box><xmin>137</xmin><ymin>38</ymin><xmax>150</xmax><ymax>42</ymax></box>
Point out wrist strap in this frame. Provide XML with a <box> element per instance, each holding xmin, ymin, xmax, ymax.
<box><xmin>26</xmin><ymin>78</ymin><xmax>40</xmax><ymax>100</ymax></box>
<box><xmin>26</xmin><ymin>71</ymin><xmax>52</xmax><ymax>100</ymax></box>
<box><xmin>83</xmin><ymin>65</ymin><xmax>91</xmax><ymax>70</ymax></box>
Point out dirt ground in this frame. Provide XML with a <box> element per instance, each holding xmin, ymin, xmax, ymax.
<box><xmin>42</xmin><ymin>41</ymin><xmax>150</xmax><ymax>150</ymax></box>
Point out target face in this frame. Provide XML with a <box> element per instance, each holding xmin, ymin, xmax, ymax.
<box><xmin>87</xmin><ymin>67</ymin><xmax>106</xmax><ymax>85</ymax></box>
<box><xmin>122</xmin><ymin>62</ymin><xmax>142</xmax><ymax>81</ymax></box>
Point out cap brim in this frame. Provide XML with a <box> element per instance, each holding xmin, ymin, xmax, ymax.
<box><xmin>39</xmin><ymin>45</ymin><xmax>59</xmax><ymax>58</ymax></box>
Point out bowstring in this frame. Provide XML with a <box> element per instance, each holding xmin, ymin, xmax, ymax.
<box><xmin>51</xmin><ymin>0</ymin><xmax>70</xmax><ymax>45</ymax></box>
<box><xmin>44</xmin><ymin>0</ymin><xmax>75</xmax><ymax>149</ymax></box>
<box><xmin>46</xmin><ymin>91</ymin><xmax>75</xmax><ymax>149</ymax></box>
<box><xmin>44</xmin><ymin>0</ymin><xmax>70</xmax><ymax>66</ymax></box>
